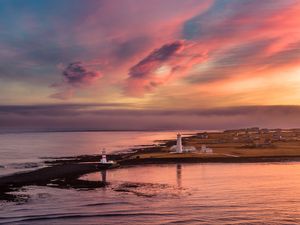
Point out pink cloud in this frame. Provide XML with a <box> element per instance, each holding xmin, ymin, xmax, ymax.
<box><xmin>125</xmin><ymin>40</ymin><xmax>207</xmax><ymax>96</ymax></box>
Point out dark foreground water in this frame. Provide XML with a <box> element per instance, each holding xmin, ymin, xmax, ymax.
<box><xmin>1</xmin><ymin>163</ymin><xmax>300</xmax><ymax>224</ymax></box>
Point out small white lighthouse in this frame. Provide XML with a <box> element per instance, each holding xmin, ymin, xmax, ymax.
<box><xmin>100</xmin><ymin>149</ymin><xmax>107</xmax><ymax>163</ymax></box>
<box><xmin>176</xmin><ymin>133</ymin><xmax>183</xmax><ymax>153</ymax></box>
<box><xmin>99</xmin><ymin>148</ymin><xmax>115</xmax><ymax>165</ymax></box>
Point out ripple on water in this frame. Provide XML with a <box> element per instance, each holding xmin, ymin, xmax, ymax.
<box><xmin>1</xmin><ymin>163</ymin><xmax>300</xmax><ymax>225</ymax></box>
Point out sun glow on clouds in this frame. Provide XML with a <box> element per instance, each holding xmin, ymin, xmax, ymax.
<box><xmin>196</xmin><ymin>66</ymin><xmax>300</xmax><ymax>107</ymax></box>
<box><xmin>1</xmin><ymin>0</ymin><xmax>300</xmax><ymax>110</ymax></box>
<box><xmin>155</xmin><ymin>65</ymin><xmax>172</xmax><ymax>77</ymax></box>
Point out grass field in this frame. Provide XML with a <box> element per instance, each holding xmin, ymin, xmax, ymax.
<box><xmin>130</xmin><ymin>133</ymin><xmax>300</xmax><ymax>160</ymax></box>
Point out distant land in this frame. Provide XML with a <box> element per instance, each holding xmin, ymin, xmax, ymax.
<box><xmin>125</xmin><ymin>127</ymin><xmax>300</xmax><ymax>163</ymax></box>
<box><xmin>1</xmin><ymin>127</ymin><xmax>300</xmax><ymax>202</ymax></box>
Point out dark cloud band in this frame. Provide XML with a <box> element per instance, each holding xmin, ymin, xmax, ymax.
<box><xmin>1</xmin><ymin>104</ymin><xmax>300</xmax><ymax>132</ymax></box>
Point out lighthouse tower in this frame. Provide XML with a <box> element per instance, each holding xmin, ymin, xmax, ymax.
<box><xmin>176</xmin><ymin>133</ymin><xmax>183</xmax><ymax>153</ymax></box>
<box><xmin>100</xmin><ymin>149</ymin><xmax>107</xmax><ymax>163</ymax></box>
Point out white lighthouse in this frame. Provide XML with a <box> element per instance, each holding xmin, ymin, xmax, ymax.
<box><xmin>100</xmin><ymin>149</ymin><xmax>107</xmax><ymax>163</ymax></box>
<box><xmin>176</xmin><ymin>133</ymin><xmax>183</xmax><ymax>153</ymax></box>
<box><xmin>99</xmin><ymin>148</ymin><xmax>115</xmax><ymax>165</ymax></box>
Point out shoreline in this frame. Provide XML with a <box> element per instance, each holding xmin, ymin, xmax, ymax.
<box><xmin>119</xmin><ymin>155</ymin><xmax>300</xmax><ymax>165</ymax></box>
<box><xmin>1</xmin><ymin>154</ymin><xmax>300</xmax><ymax>202</ymax></box>
<box><xmin>2</xmin><ymin>128</ymin><xmax>300</xmax><ymax>201</ymax></box>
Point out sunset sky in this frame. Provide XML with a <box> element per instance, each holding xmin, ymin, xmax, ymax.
<box><xmin>1</xmin><ymin>0</ymin><xmax>300</xmax><ymax>131</ymax></box>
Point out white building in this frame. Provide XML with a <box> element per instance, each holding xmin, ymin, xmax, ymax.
<box><xmin>201</xmin><ymin>145</ymin><xmax>213</xmax><ymax>153</ymax></box>
<box><xmin>100</xmin><ymin>149</ymin><xmax>115</xmax><ymax>165</ymax></box>
<box><xmin>176</xmin><ymin>133</ymin><xmax>183</xmax><ymax>153</ymax></box>
<box><xmin>100</xmin><ymin>150</ymin><xmax>108</xmax><ymax>163</ymax></box>
<box><xmin>170</xmin><ymin>133</ymin><xmax>196</xmax><ymax>153</ymax></box>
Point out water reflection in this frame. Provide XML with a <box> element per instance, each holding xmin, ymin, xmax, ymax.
<box><xmin>93</xmin><ymin>165</ymin><xmax>184</xmax><ymax>188</ymax></box>
<box><xmin>176</xmin><ymin>164</ymin><xmax>182</xmax><ymax>188</ymax></box>
<box><xmin>100</xmin><ymin>170</ymin><xmax>107</xmax><ymax>183</ymax></box>
<box><xmin>3</xmin><ymin>163</ymin><xmax>300</xmax><ymax>225</ymax></box>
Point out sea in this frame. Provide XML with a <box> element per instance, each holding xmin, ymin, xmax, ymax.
<box><xmin>0</xmin><ymin>131</ymin><xmax>300</xmax><ymax>224</ymax></box>
<box><xmin>0</xmin><ymin>130</ymin><xmax>194</xmax><ymax>177</ymax></box>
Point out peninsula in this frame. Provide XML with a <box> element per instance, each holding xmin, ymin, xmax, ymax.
<box><xmin>1</xmin><ymin>127</ymin><xmax>300</xmax><ymax>201</ymax></box>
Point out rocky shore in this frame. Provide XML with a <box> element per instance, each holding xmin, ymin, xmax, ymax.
<box><xmin>2</xmin><ymin>128</ymin><xmax>300</xmax><ymax>202</ymax></box>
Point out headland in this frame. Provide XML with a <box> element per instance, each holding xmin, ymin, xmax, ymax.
<box><xmin>1</xmin><ymin>127</ymin><xmax>300</xmax><ymax>201</ymax></box>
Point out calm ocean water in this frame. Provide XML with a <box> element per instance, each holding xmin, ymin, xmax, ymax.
<box><xmin>0</xmin><ymin>131</ymin><xmax>196</xmax><ymax>176</ymax></box>
<box><xmin>1</xmin><ymin>163</ymin><xmax>300</xmax><ymax>224</ymax></box>
<box><xmin>0</xmin><ymin>131</ymin><xmax>300</xmax><ymax>224</ymax></box>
